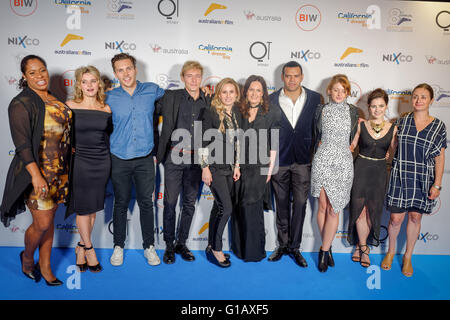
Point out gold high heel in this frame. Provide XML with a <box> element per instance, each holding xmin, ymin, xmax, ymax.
<box><xmin>402</xmin><ymin>256</ymin><xmax>413</xmax><ymax>277</ymax></box>
<box><xmin>381</xmin><ymin>252</ymin><xmax>394</xmax><ymax>270</ymax></box>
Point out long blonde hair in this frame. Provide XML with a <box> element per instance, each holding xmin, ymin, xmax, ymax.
<box><xmin>211</xmin><ymin>78</ymin><xmax>240</xmax><ymax>133</ymax></box>
<box><xmin>73</xmin><ymin>65</ymin><xmax>106</xmax><ymax>105</ymax></box>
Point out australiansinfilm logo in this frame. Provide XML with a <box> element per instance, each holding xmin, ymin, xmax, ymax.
<box><xmin>249</xmin><ymin>41</ymin><xmax>272</xmax><ymax>67</ymax></box>
<box><xmin>157</xmin><ymin>0</ymin><xmax>179</xmax><ymax>24</ymax></box>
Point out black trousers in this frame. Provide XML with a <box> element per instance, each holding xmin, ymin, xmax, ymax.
<box><xmin>270</xmin><ymin>163</ymin><xmax>311</xmax><ymax>251</ymax></box>
<box><xmin>162</xmin><ymin>159</ymin><xmax>202</xmax><ymax>245</ymax></box>
<box><xmin>111</xmin><ymin>154</ymin><xmax>155</xmax><ymax>249</ymax></box>
<box><xmin>208</xmin><ymin>167</ymin><xmax>234</xmax><ymax>251</ymax></box>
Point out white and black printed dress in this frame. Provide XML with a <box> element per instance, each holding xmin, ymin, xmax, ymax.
<box><xmin>311</xmin><ymin>102</ymin><xmax>354</xmax><ymax>213</ymax></box>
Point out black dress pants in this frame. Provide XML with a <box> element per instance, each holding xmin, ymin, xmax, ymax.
<box><xmin>208</xmin><ymin>167</ymin><xmax>234</xmax><ymax>251</ymax></box>
<box><xmin>111</xmin><ymin>154</ymin><xmax>155</xmax><ymax>249</ymax></box>
<box><xmin>163</xmin><ymin>160</ymin><xmax>202</xmax><ymax>245</ymax></box>
<box><xmin>270</xmin><ymin>163</ymin><xmax>311</xmax><ymax>251</ymax></box>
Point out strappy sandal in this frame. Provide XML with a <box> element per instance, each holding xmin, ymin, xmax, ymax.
<box><xmin>381</xmin><ymin>252</ymin><xmax>394</xmax><ymax>270</ymax></box>
<box><xmin>359</xmin><ymin>244</ymin><xmax>370</xmax><ymax>268</ymax></box>
<box><xmin>75</xmin><ymin>242</ymin><xmax>87</xmax><ymax>272</ymax></box>
<box><xmin>351</xmin><ymin>244</ymin><xmax>360</xmax><ymax>262</ymax></box>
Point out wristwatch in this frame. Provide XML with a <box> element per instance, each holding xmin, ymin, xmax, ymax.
<box><xmin>433</xmin><ymin>185</ymin><xmax>442</xmax><ymax>191</ymax></box>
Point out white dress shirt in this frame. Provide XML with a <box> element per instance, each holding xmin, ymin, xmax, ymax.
<box><xmin>278</xmin><ymin>86</ymin><xmax>307</xmax><ymax>128</ymax></box>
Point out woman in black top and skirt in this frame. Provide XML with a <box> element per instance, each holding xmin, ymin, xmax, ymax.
<box><xmin>66</xmin><ymin>66</ymin><xmax>112</xmax><ymax>273</ymax></box>
<box><xmin>231</xmin><ymin>75</ymin><xmax>280</xmax><ymax>262</ymax></box>
<box><xmin>347</xmin><ymin>89</ymin><xmax>397</xmax><ymax>268</ymax></box>
<box><xmin>200</xmin><ymin>78</ymin><xmax>241</xmax><ymax>268</ymax></box>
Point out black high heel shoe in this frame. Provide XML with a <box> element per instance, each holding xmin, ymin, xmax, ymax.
<box><xmin>19</xmin><ymin>251</ymin><xmax>41</xmax><ymax>282</ymax></box>
<box><xmin>207</xmin><ymin>245</ymin><xmax>230</xmax><ymax>261</ymax></box>
<box><xmin>84</xmin><ymin>246</ymin><xmax>102</xmax><ymax>273</ymax></box>
<box><xmin>318</xmin><ymin>249</ymin><xmax>330</xmax><ymax>273</ymax></box>
<box><xmin>205</xmin><ymin>246</ymin><xmax>231</xmax><ymax>268</ymax></box>
<box><xmin>35</xmin><ymin>264</ymin><xmax>63</xmax><ymax>286</ymax></box>
<box><xmin>328</xmin><ymin>246</ymin><xmax>335</xmax><ymax>267</ymax></box>
<box><xmin>75</xmin><ymin>242</ymin><xmax>88</xmax><ymax>272</ymax></box>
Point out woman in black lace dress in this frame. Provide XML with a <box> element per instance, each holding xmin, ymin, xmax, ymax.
<box><xmin>348</xmin><ymin>89</ymin><xmax>397</xmax><ymax>268</ymax></box>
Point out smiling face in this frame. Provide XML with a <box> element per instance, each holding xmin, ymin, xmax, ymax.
<box><xmin>368</xmin><ymin>97</ymin><xmax>387</xmax><ymax>121</ymax></box>
<box><xmin>328</xmin><ymin>82</ymin><xmax>348</xmax><ymax>104</ymax></box>
<box><xmin>113</xmin><ymin>58</ymin><xmax>137</xmax><ymax>90</ymax></box>
<box><xmin>23</xmin><ymin>58</ymin><xmax>49</xmax><ymax>94</ymax></box>
<box><xmin>412</xmin><ymin>87</ymin><xmax>434</xmax><ymax>112</ymax></box>
<box><xmin>79</xmin><ymin>72</ymin><xmax>99</xmax><ymax>98</ymax></box>
<box><xmin>247</xmin><ymin>80</ymin><xmax>264</xmax><ymax>107</ymax></box>
<box><xmin>219</xmin><ymin>83</ymin><xmax>238</xmax><ymax>108</ymax></box>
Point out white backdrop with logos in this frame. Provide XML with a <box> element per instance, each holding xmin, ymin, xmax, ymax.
<box><xmin>1</xmin><ymin>0</ymin><xmax>449</xmax><ymax>255</ymax></box>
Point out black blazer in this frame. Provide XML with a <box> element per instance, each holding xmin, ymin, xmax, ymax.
<box><xmin>155</xmin><ymin>89</ymin><xmax>211</xmax><ymax>164</ymax></box>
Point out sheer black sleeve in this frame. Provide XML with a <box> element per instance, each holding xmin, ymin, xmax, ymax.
<box><xmin>8</xmin><ymin>98</ymin><xmax>36</xmax><ymax>166</ymax></box>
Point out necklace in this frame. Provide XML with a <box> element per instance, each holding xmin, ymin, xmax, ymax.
<box><xmin>369</xmin><ymin>120</ymin><xmax>385</xmax><ymax>138</ymax></box>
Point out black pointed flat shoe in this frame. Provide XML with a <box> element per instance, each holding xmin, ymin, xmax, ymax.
<box><xmin>20</xmin><ymin>251</ymin><xmax>40</xmax><ymax>282</ymax></box>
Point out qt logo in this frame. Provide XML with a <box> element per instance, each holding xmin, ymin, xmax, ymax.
<box><xmin>436</xmin><ymin>11</ymin><xmax>450</xmax><ymax>31</ymax></box>
<box><xmin>158</xmin><ymin>0</ymin><xmax>178</xmax><ymax>19</ymax></box>
<box><xmin>295</xmin><ymin>4</ymin><xmax>321</xmax><ymax>31</ymax></box>
<box><xmin>249</xmin><ymin>41</ymin><xmax>272</xmax><ymax>62</ymax></box>
<box><xmin>10</xmin><ymin>0</ymin><xmax>37</xmax><ymax>17</ymax></box>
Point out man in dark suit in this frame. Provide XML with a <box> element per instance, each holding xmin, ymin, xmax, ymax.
<box><xmin>156</xmin><ymin>61</ymin><xmax>211</xmax><ymax>264</ymax></box>
<box><xmin>268</xmin><ymin>61</ymin><xmax>322</xmax><ymax>267</ymax></box>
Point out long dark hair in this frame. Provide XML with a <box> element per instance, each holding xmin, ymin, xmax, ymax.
<box><xmin>239</xmin><ymin>75</ymin><xmax>270</xmax><ymax>118</ymax></box>
<box><xmin>19</xmin><ymin>55</ymin><xmax>47</xmax><ymax>89</ymax></box>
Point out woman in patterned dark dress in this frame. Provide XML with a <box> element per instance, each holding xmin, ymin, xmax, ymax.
<box><xmin>200</xmin><ymin>78</ymin><xmax>241</xmax><ymax>268</ymax></box>
<box><xmin>311</xmin><ymin>74</ymin><xmax>359</xmax><ymax>272</ymax></box>
<box><xmin>66</xmin><ymin>66</ymin><xmax>112</xmax><ymax>273</ymax></box>
<box><xmin>1</xmin><ymin>55</ymin><xmax>72</xmax><ymax>286</ymax></box>
<box><xmin>383</xmin><ymin>84</ymin><xmax>446</xmax><ymax>277</ymax></box>
<box><xmin>347</xmin><ymin>89</ymin><xmax>397</xmax><ymax>268</ymax></box>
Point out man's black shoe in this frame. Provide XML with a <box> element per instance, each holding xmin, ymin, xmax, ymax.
<box><xmin>290</xmin><ymin>249</ymin><xmax>308</xmax><ymax>267</ymax></box>
<box><xmin>268</xmin><ymin>246</ymin><xmax>287</xmax><ymax>262</ymax></box>
<box><xmin>175</xmin><ymin>243</ymin><xmax>195</xmax><ymax>261</ymax></box>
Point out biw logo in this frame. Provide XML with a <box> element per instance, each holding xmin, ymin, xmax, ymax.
<box><xmin>295</xmin><ymin>4</ymin><xmax>321</xmax><ymax>31</ymax></box>
<box><xmin>10</xmin><ymin>0</ymin><xmax>37</xmax><ymax>16</ymax></box>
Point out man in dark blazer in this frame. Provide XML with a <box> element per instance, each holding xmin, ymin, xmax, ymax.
<box><xmin>156</xmin><ymin>61</ymin><xmax>211</xmax><ymax>264</ymax></box>
<box><xmin>268</xmin><ymin>61</ymin><xmax>322</xmax><ymax>267</ymax></box>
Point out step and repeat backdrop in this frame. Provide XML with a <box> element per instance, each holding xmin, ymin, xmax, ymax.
<box><xmin>1</xmin><ymin>0</ymin><xmax>449</xmax><ymax>254</ymax></box>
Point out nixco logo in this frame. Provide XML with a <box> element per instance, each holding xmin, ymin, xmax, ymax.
<box><xmin>431</xmin><ymin>85</ymin><xmax>450</xmax><ymax>104</ymax></box>
<box><xmin>10</xmin><ymin>0</ymin><xmax>37</xmax><ymax>17</ymax></box>
<box><xmin>158</xmin><ymin>0</ymin><xmax>179</xmax><ymax>23</ymax></box>
<box><xmin>291</xmin><ymin>49</ymin><xmax>321</xmax><ymax>62</ymax></box>
<box><xmin>7</xmin><ymin>36</ymin><xmax>39</xmax><ymax>48</ymax></box>
<box><xmin>198</xmin><ymin>44</ymin><xmax>232</xmax><ymax>60</ymax></box>
<box><xmin>105</xmin><ymin>40</ymin><xmax>137</xmax><ymax>52</ymax></box>
<box><xmin>418</xmin><ymin>232</ymin><xmax>439</xmax><ymax>243</ymax></box>
<box><xmin>382</xmin><ymin>52</ymin><xmax>413</xmax><ymax>64</ymax></box>
<box><xmin>295</xmin><ymin>4</ymin><xmax>321</xmax><ymax>31</ymax></box>
<box><xmin>436</xmin><ymin>10</ymin><xmax>450</xmax><ymax>33</ymax></box>
<box><xmin>249</xmin><ymin>41</ymin><xmax>272</xmax><ymax>67</ymax></box>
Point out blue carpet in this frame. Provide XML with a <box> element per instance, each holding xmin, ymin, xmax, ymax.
<box><xmin>1</xmin><ymin>247</ymin><xmax>449</xmax><ymax>300</ymax></box>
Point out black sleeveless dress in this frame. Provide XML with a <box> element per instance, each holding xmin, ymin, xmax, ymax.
<box><xmin>347</xmin><ymin>122</ymin><xmax>395</xmax><ymax>247</ymax></box>
<box><xmin>68</xmin><ymin>109</ymin><xmax>112</xmax><ymax>215</ymax></box>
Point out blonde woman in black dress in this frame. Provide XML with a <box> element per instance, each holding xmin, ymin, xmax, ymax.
<box><xmin>66</xmin><ymin>66</ymin><xmax>112</xmax><ymax>273</ymax></box>
<box><xmin>348</xmin><ymin>89</ymin><xmax>397</xmax><ymax>268</ymax></box>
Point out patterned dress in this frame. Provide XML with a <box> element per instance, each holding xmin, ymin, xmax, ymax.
<box><xmin>27</xmin><ymin>100</ymin><xmax>72</xmax><ymax>210</ymax></box>
<box><xmin>386</xmin><ymin>113</ymin><xmax>447</xmax><ymax>213</ymax></box>
<box><xmin>311</xmin><ymin>102</ymin><xmax>353</xmax><ymax>213</ymax></box>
